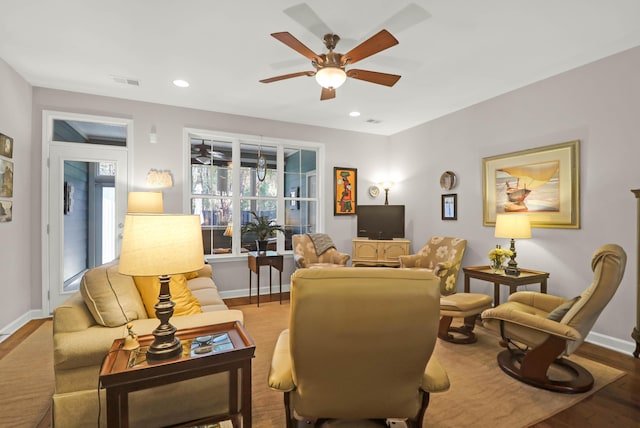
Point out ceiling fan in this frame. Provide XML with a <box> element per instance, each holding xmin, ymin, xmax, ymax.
<box><xmin>259</xmin><ymin>29</ymin><xmax>401</xmax><ymax>100</ymax></box>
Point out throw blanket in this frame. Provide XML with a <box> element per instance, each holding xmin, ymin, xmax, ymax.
<box><xmin>307</xmin><ymin>233</ymin><xmax>336</xmax><ymax>256</ymax></box>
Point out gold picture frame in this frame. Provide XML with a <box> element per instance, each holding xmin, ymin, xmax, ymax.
<box><xmin>334</xmin><ymin>167</ymin><xmax>357</xmax><ymax>215</ymax></box>
<box><xmin>482</xmin><ymin>140</ymin><xmax>580</xmax><ymax>228</ymax></box>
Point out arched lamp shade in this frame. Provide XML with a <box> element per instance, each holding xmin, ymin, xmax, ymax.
<box><xmin>127</xmin><ymin>191</ymin><xmax>164</xmax><ymax>213</ymax></box>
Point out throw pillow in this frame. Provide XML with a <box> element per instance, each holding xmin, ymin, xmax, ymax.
<box><xmin>80</xmin><ymin>261</ymin><xmax>148</xmax><ymax>327</ymax></box>
<box><xmin>547</xmin><ymin>296</ymin><xmax>581</xmax><ymax>322</ymax></box>
<box><xmin>134</xmin><ymin>274</ymin><xmax>202</xmax><ymax>318</ymax></box>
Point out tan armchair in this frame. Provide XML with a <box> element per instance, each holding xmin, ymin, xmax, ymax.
<box><xmin>292</xmin><ymin>233</ymin><xmax>350</xmax><ymax>268</ymax></box>
<box><xmin>482</xmin><ymin>244</ymin><xmax>626</xmax><ymax>393</ymax></box>
<box><xmin>399</xmin><ymin>236</ymin><xmax>467</xmax><ymax>296</ymax></box>
<box><xmin>268</xmin><ymin>267</ymin><xmax>450</xmax><ymax>427</ymax></box>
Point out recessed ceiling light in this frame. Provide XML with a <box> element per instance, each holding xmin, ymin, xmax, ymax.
<box><xmin>173</xmin><ymin>79</ymin><xmax>190</xmax><ymax>88</ymax></box>
<box><xmin>349</xmin><ymin>111</ymin><xmax>361</xmax><ymax>117</ymax></box>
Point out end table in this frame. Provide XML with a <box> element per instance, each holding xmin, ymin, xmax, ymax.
<box><xmin>99</xmin><ymin>321</ymin><xmax>255</xmax><ymax>428</ymax></box>
<box><xmin>463</xmin><ymin>265</ymin><xmax>549</xmax><ymax>305</ymax></box>
<box><xmin>247</xmin><ymin>251</ymin><xmax>283</xmax><ymax>306</ymax></box>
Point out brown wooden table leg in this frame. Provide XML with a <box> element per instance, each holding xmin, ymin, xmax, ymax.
<box><xmin>464</xmin><ymin>274</ymin><xmax>470</xmax><ymax>293</ymax></box>
<box><xmin>494</xmin><ymin>282</ymin><xmax>500</xmax><ymax>306</ymax></box>
<box><xmin>541</xmin><ymin>278</ymin><xmax>547</xmax><ymax>294</ymax></box>
<box><xmin>242</xmin><ymin>360</ymin><xmax>252</xmax><ymax>427</ymax></box>
<box><xmin>106</xmin><ymin>387</ymin><xmax>129</xmax><ymax>428</ymax></box>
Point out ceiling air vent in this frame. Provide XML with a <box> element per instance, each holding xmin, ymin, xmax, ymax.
<box><xmin>111</xmin><ymin>75</ymin><xmax>140</xmax><ymax>86</ymax></box>
<box><xmin>365</xmin><ymin>119</ymin><xmax>382</xmax><ymax>124</ymax></box>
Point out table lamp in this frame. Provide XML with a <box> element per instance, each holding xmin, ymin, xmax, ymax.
<box><xmin>127</xmin><ymin>191</ymin><xmax>164</xmax><ymax>213</ymax></box>
<box><xmin>380</xmin><ymin>181</ymin><xmax>395</xmax><ymax>205</ymax></box>
<box><xmin>494</xmin><ymin>214</ymin><xmax>531</xmax><ymax>276</ymax></box>
<box><xmin>119</xmin><ymin>214</ymin><xmax>204</xmax><ymax>362</ymax></box>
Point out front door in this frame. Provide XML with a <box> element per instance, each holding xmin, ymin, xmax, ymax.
<box><xmin>43</xmin><ymin>113</ymin><xmax>130</xmax><ymax>314</ymax></box>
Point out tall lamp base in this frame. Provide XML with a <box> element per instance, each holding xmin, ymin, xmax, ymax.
<box><xmin>505</xmin><ymin>238</ymin><xmax>521</xmax><ymax>276</ymax></box>
<box><xmin>147</xmin><ymin>275</ymin><xmax>183</xmax><ymax>363</ymax></box>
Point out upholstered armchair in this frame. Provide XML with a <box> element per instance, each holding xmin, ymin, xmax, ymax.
<box><xmin>482</xmin><ymin>244</ymin><xmax>626</xmax><ymax>393</ymax></box>
<box><xmin>268</xmin><ymin>267</ymin><xmax>450</xmax><ymax>427</ymax></box>
<box><xmin>292</xmin><ymin>233</ymin><xmax>350</xmax><ymax>268</ymax></box>
<box><xmin>399</xmin><ymin>236</ymin><xmax>467</xmax><ymax>296</ymax></box>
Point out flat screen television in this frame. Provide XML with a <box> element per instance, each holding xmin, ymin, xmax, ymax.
<box><xmin>357</xmin><ymin>205</ymin><xmax>405</xmax><ymax>240</ymax></box>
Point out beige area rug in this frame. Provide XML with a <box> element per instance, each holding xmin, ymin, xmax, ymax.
<box><xmin>0</xmin><ymin>306</ymin><xmax>625</xmax><ymax>428</ymax></box>
<box><xmin>0</xmin><ymin>321</ymin><xmax>54</xmax><ymax>428</ymax></box>
<box><xmin>239</xmin><ymin>302</ymin><xmax>625</xmax><ymax>428</ymax></box>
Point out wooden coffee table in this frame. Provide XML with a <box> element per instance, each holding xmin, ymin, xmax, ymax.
<box><xmin>463</xmin><ymin>265</ymin><xmax>549</xmax><ymax>305</ymax></box>
<box><xmin>99</xmin><ymin>321</ymin><xmax>255</xmax><ymax>428</ymax></box>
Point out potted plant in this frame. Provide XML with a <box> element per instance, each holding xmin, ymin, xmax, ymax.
<box><xmin>241</xmin><ymin>211</ymin><xmax>285</xmax><ymax>252</ymax></box>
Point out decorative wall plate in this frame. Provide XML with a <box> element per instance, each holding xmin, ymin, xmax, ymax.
<box><xmin>368</xmin><ymin>185</ymin><xmax>380</xmax><ymax>198</ymax></box>
<box><xmin>440</xmin><ymin>171</ymin><xmax>457</xmax><ymax>190</ymax></box>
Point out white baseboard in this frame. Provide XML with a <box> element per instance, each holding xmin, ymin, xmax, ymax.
<box><xmin>219</xmin><ymin>283</ymin><xmax>291</xmax><ymax>300</ymax></box>
<box><xmin>586</xmin><ymin>331</ymin><xmax>636</xmax><ymax>357</ymax></box>
<box><xmin>0</xmin><ymin>310</ymin><xmax>47</xmax><ymax>344</ymax></box>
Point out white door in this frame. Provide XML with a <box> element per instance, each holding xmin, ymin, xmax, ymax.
<box><xmin>44</xmin><ymin>126</ymin><xmax>129</xmax><ymax>314</ymax></box>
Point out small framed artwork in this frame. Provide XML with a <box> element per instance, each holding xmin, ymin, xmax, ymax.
<box><xmin>442</xmin><ymin>194</ymin><xmax>457</xmax><ymax>220</ymax></box>
<box><xmin>334</xmin><ymin>167</ymin><xmax>357</xmax><ymax>215</ymax></box>
<box><xmin>0</xmin><ymin>199</ymin><xmax>11</xmax><ymax>222</ymax></box>
<box><xmin>0</xmin><ymin>158</ymin><xmax>13</xmax><ymax>198</ymax></box>
<box><xmin>482</xmin><ymin>140</ymin><xmax>579</xmax><ymax>228</ymax></box>
<box><xmin>0</xmin><ymin>133</ymin><xmax>13</xmax><ymax>159</ymax></box>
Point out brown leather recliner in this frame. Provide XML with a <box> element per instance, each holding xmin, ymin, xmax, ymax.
<box><xmin>268</xmin><ymin>267</ymin><xmax>450</xmax><ymax>427</ymax></box>
<box><xmin>482</xmin><ymin>243</ymin><xmax>626</xmax><ymax>393</ymax></box>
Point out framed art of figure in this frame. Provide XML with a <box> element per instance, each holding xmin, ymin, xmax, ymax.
<box><xmin>482</xmin><ymin>140</ymin><xmax>580</xmax><ymax>228</ymax></box>
<box><xmin>334</xmin><ymin>167</ymin><xmax>357</xmax><ymax>215</ymax></box>
<box><xmin>0</xmin><ymin>133</ymin><xmax>13</xmax><ymax>159</ymax></box>
<box><xmin>442</xmin><ymin>194</ymin><xmax>457</xmax><ymax>220</ymax></box>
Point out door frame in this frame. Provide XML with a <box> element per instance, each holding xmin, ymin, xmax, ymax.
<box><xmin>41</xmin><ymin>110</ymin><xmax>133</xmax><ymax>314</ymax></box>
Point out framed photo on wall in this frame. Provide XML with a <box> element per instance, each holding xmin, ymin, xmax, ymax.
<box><xmin>442</xmin><ymin>194</ymin><xmax>457</xmax><ymax>220</ymax></box>
<box><xmin>0</xmin><ymin>133</ymin><xmax>13</xmax><ymax>159</ymax></box>
<box><xmin>334</xmin><ymin>167</ymin><xmax>357</xmax><ymax>215</ymax></box>
<box><xmin>482</xmin><ymin>140</ymin><xmax>580</xmax><ymax>228</ymax></box>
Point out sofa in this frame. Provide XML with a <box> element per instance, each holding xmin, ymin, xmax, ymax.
<box><xmin>52</xmin><ymin>260</ymin><xmax>244</xmax><ymax>427</ymax></box>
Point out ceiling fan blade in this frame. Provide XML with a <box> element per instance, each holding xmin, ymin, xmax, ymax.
<box><xmin>284</xmin><ymin>3</ymin><xmax>333</xmax><ymax>40</ymax></box>
<box><xmin>320</xmin><ymin>87</ymin><xmax>336</xmax><ymax>101</ymax></box>
<box><xmin>271</xmin><ymin>32</ymin><xmax>321</xmax><ymax>62</ymax></box>
<box><xmin>341</xmin><ymin>30</ymin><xmax>399</xmax><ymax>66</ymax></box>
<box><xmin>372</xmin><ymin>3</ymin><xmax>431</xmax><ymax>36</ymax></box>
<box><xmin>260</xmin><ymin>71</ymin><xmax>315</xmax><ymax>83</ymax></box>
<box><xmin>346</xmin><ymin>69</ymin><xmax>401</xmax><ymax>87</ymax></box>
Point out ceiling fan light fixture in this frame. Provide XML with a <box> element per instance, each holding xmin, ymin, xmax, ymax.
<box><xmin>315</xmin><ymin>67</ymin><xmax>346</xmax><ymax>89</ymax></box>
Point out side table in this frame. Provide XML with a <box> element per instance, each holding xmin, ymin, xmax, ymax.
<box><xmin>99</xmin><ymin>321</ymin><xmax>255</xmax><ymax>428</ymax></box>
<box><xmin>463</xmin><ymin>265</ymin><xmax>549</xmax><ymax>305</ymax></box>
<box><xmin>247</xmin><ymin>251</ymin><xmax>283</xmax><ymax>306</ymax></box>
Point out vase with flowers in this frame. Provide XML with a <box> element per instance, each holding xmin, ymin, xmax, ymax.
<box><xmin>488</xmin><ymin>245</ymin><xmax>513</xmax><ymax>274</ymax></box>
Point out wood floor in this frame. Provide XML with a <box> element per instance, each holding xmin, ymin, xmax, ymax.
<box><xmin>2</xmin><ymin>303</ymin><xmax>639</xmax><ymax>427</ymax></box>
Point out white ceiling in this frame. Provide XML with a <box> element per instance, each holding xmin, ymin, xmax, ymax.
<box><xmin>2</xmin><ymin>1</ymin><xmax>640</xmax><ymax>136</ymax></box>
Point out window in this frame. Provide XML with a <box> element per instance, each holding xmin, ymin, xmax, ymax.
<box><xmin>186</xmin><ymin>130</ymin><xmax>322</xmax><ymax>258</ymax></box>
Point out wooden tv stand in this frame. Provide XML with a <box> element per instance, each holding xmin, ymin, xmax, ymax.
<box><xmin>352</xmin><ymin>238</ymin><xmax>410</xmax><ymax>267</ymax></box>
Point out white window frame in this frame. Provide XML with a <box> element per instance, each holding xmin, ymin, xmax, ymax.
<box><xmin>183</xmin><ymin>128</ymin><xmax>325</xmax><ymax>262</ymax></box>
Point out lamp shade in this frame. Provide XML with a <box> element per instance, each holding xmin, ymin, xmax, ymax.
<box><xmin>119</xmin><ymin>214</ymin><xmax>204</xmax><ymax>276</ymax></box>
<box><xmin>127</xmin><ymin>191</ymin><xmax>164</xmax><ymax>213</ymax></box>
<box><xmin>494</xmin><ymin>214</ymin><xmax>532</xmax><ymax>239</ymax></box>
<box><xmin>315</xmin><ymin>67</ymin><xmax>346</xmax><ymax>89</ymax></box>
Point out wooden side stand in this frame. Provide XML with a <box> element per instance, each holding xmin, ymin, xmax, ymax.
<box><xmin>632</xmin><ymin>189</ymin><xmax>640</xmax><ymax>358</ymax></box>
<box><xmin>99</xmin><ymin>321</ymin><xmax>256</xmax><ymax>427</ymax></box>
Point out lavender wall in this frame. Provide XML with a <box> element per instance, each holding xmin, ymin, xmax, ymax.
<box><xmin>0</xmin><ymin>58</ymin><xmax>33</xmax><ymax>334</ymax></box>
<box><xmin>391</xmin><ymin>46</ymin><xmax>640</xmax><ymax>351</ymax></box>
<box><xmin>31</xmin><ymin>88</ymin><xmax>388</xmax><ymax>302</ymax></box>
<box><xmin>1</xmin><ymin>45</ymin><xmax>638</xmax><ymax>353</ymax></box>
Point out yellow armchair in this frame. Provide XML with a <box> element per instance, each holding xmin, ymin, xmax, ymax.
<box><xmin>268</xmin><ymin>267</ymin><xmax>450</xmax><ymax>427</ymax></box>
<box><xmin>399</xmin><ymin>237</ymin><xmax>467</xmax><ymax>296</ymax></box>
<box><xmin>292</xmin><ymin>233</ymin><xmax>350</xmax><ymax>268</ymax></box>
